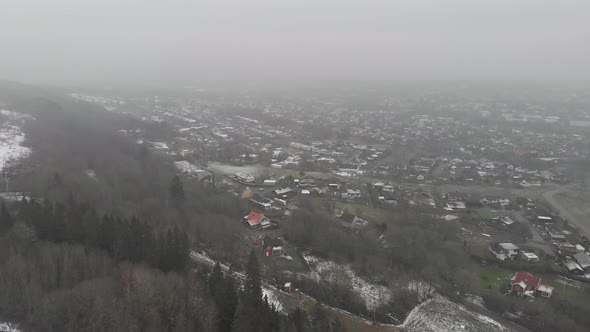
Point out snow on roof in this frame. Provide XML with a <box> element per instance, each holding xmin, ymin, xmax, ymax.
<box><xmin>500</xmin><ymin>216</ymin><xmax>515</xmax><ymax>225</ymax></box>
<box><xmin>537</xmin><ymin>284</ymin><xmax>554</xmax><ymax>294</ymax></box>
<box><xmin>522</xmin><ymin>252</ymin><xmax>539</xmax><ymax>259</ymax></box>
<box><xmin>244</xmin><ymin>211</ymin><xmax>266</xmax><ymax>226</ymax></box>
<box><xmin>574</xmin><ymin>253</ymin><xmax>590</xmax><ymax>268</ymax></box>
<box><xmin>499</xmin><ymin>243</ymin><xmax>519</xmax><ymax>250</ymax></box>
<box><xmin>537</xmin><ymin>216</ymin><xmax>552</xmax><ymax>220</ymax></box>
<box><xmin>512</xmin><ymin>272</ymin><xmax>541</xmax><ymax>289</ymax></box>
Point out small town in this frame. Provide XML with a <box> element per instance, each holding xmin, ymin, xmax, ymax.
<box><xmin>1</xmin><ymin>1</ymin><xmax>590</xmax><ymax>331</ymax></box>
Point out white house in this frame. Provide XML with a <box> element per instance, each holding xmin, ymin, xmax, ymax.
<box><xmin>489</xmin><ymin>242</ymin><xmax>520</xmax><ymax>261</ymax></box>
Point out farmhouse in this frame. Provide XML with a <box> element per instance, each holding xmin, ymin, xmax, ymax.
<box><xmin>243</xmin><ymin>211</ymin><xmax>271</xmax><ymax>229</ymax></box>
<box><xmin>510</xmin><ymin>272</ymin><xmax>553</xmax><ymax>298</ymax></box>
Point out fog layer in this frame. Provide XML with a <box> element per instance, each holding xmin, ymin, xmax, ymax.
<box><xmin>1</xmin><ymin>0</ymin><xmax>588</xmax><ymax>86</ymax></box>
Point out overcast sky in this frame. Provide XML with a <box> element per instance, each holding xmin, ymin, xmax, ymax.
<box><xmin>0</xmin><ymin>0</ymin><xmax>588</xmax><ymax>87</ymax></box>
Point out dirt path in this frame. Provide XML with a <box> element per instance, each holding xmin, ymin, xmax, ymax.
<box><xmin>543</xmin><ymin>189</ymin><xmax>590</xmax><ymax>237</ymax></box>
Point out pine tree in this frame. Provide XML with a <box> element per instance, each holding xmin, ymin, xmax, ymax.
<box><xmin>0</xmin><ymin>200</ymin><xmax>13</xmax><ymax>233</ymax></box>
<box><xmin>290</xmin><ymin>307</ymin><xmax>306</xmax><ymax>332</ymax></box>
<box><xmin>169</xmin><ymin>175</ymin><xmax>185</xmax><ymax>201</ymax></box>
<box><xmin>244</xmin><ymin>250</ymin><xmax>262</xmax><ymax>307</ymax></box>
<box><xmin>233</xmin><ymin>250</ymin><xmax>264</xmax><ymax>332</ymax></box>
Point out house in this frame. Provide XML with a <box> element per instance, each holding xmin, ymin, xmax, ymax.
<box><xmin>480</xmin><ymin>196</ymin><xmax>510</xmax><ymax>208</ymax></box>
<box><xmin>263</xmin><ymin>238</ymin><xmax>284</xmax><ymax>257</ymax></box>
<box><xmin>564</xmin><ymin>260</ymin><xmax>584</xmax><ymax>274</ymax></box>
<box><xmin>298</xmin><ymin>178</ymin><xmax>317</xmax><ymax>187</ymax></box>
<box><xmin>573</xmin><ymin>252</ymin><xmax>590</xmax><ymax>270</ymax></box>
<box><xmin>446</xmin><ymin>201</ymin><xmax>466</xmax><ymax>210</ymax></box>
<box><xmin>244</xmin><ymin>211</ymin><xmax>271</xmax><ymax>228</ymax></box>
<box><xmin>273</xmin><ymin>187</ymin><xmax>293</xmax><ymax>197</ymax></box>
<box><xmin>510</xmin><ymin>272</ymin><xmax>553</xmax><ymax>298</ymax></box>
<box><xmin>537</xmin><ymin>216</ymin><xmax>553</xmax><ymax>223</ymax></box>
<box><xmin>382</xmin><ymin>183</ymin><xmax>395</xmax><ymax>193</ymax></box>
<box><xmin>545</xmin><ymin>224</ymin><xmax>566</xmax><ymax>241</ymax></box>
<box><xmin>345</xmin><ymin>189</ymin><xmax>362</xmax><ymax>199</ymax></box>
<box><xmin>340</xmin><ymin>212</ymin><xmax>367</xmax><ymax>227</ymax></box>
<box><xmin>489</xmin><ymin>243</ymin><xmax>520</xmax><ymax>261</ymax></box>
<box><xmin>500</xmin><ymin>216</ymin><xmax>516</xmax><ymax>226</ymax></box>
<box><xmin>555</xmin><ymin>242</ymin><xmax>577</xmax><ymax>255</ymax></box>
<box><xmin>520</xmin><ymin>252</ymin><xmax>540</xmax><ymax>263</ymax></box>
<box><xmin>235</xmin><ymin>172</ymin><xmax>255</xmax><ymax>183</ymax></box>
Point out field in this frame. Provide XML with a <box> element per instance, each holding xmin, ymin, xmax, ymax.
<box><xmin>476</xmin><ymin>264</ymin><xmax>590</xmax><ymax>311</ymax></box>
<box><xmin>274</xmin><ymin>244</ymin><xmax>309</xmax><ymax>272</ymax></box>
<box><xmin>473</xmin><ymin>208</ymin><xmax>506</xmax><ymax>220</ymax></box>
<box><xmin>553</xmin><ymin>192</ymin><xmax>590</xmax><ymax>228</ymax></box>
<box><xmin>476</xmin><ymin>265</ymin><xmax>513</xmax><ymax>290</ymax></box>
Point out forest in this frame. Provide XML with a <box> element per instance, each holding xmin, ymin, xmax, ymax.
<box><xmin>0</xmin><ymin>83</ymin><xmax>346</xmax><ymax>331</ymax></box>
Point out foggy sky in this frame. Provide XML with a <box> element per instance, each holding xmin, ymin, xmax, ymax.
<box><xmin>1</xmin><ymin>0</ymin><xmax>589</xmax><ymax>87</ymax></box>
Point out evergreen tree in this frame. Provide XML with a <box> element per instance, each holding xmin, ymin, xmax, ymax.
<box><xmin>290</xmin><ymin>307</ymin><xmax>306</xmax><ymax>332</ymax></box>
<box><xmin>233</xmin><ymin>250</ymin><xmax>264</xmax><ymax>332</ymax></box>
<box><xmin>208</xmin><ymin>262</ymin><xmax>238</xmax><ymax>332</ymax></box>
<box><xmin>0</xmin><ymin>200</ymin><xmax>13</xmax><ymax>232</ymax></box>
<box><xmin>169</xmin><ymin>175</ymin><xmax>185</xmax><ymax>201</ymax></box>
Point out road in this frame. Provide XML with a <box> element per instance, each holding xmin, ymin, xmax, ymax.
<box><xmin>543</xmin><ymin>188</ymin><xmax>590</xmax><ymax>237</ymax></box>
<box><xmin>513</xmin><ymin>211</ymin><xmax>554</xmax><ymax>255</ymax></box>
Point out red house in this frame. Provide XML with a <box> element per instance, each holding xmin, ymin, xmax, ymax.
<box><xmin>510</xmin><ymin>272</ymin><xmax>553</xmax><ymax>298</ymax></box>
<box><xmin>243</xmin><ymin>211</ymin><xmax>270</xmax><ymax>228</ymax></box>
<box><xmin>263</xmin><ymin>238</ymin><xmax>284</xmax><ymax>257</ymax></box>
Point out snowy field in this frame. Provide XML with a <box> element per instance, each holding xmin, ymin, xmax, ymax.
<box><xmin>207</xmin><ymin>162</ymin><xmax>267</xmax><ymax>177</ymax></box>
<box><xmin>303</xmin><ymin>254</ymin><xmax>392</xmax><ymax>310</ymax></box>
<box><xmin>0</xmin><ymin>322</ymin><xmax>20</xmax><ymax>332</ymax></box>
<box><xmin>69</xmin><ymin>93</ymin><xmax>124</xmax><ymax>112</ymax></box>
<box><xmin>400</xmin><ymin>295</ymin><xmax>511</xmax><ymax>332</ymax></box>
<box><xmin>175</xmin><ymin>161</ymin><xmax>207</xmax><ymax>176</ymax></box>
<box><xmin>0</xmin><ymin>110</ymin><xmax>32</xmax><ymax>173</ymax></box>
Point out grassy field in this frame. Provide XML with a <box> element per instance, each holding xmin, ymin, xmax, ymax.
<box><xmin>476</xmin><ymin>265</ymin><xmax>513</xmax><ymax>290</ymax></box>
<box><xmin>275</xmin><ymin>244</ymin><xmax>308</xmax><ymax>272</ymax></box>
<box><xmin>476</xmin><ymin>264</ymin><xmax>590</xmax><ymax>311</ymax></box>
<box><xmin>541</xmin><ymin>275</ymin><xmax>590</xmax><ymax>311</ymax></box>
<box><xmin>472</xmin><ymin>208</ymin><xmax>512</xmax><ymax>219</ymax></box>
<box><xmin>554</xmin><ymin>192</ymin><xmax>590</xmax><ymax>228</ymax></box>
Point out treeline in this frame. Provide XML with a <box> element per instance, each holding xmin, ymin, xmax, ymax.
<box><xmin>283</xmin><ymin>205</ymin><xmax>472</xmax><ymax>321</ymax></box>
<box><xmin>1</xmin><ymin>197</ymin><xmax>347</xmax><ymax>331</ymax></box>
<box><xmin>8</xmin><ymin>197</ymin><xmax>188</xmax><ymax>273</ymax></box>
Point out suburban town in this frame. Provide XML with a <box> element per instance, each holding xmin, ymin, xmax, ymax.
<box><xmin>60</xmin><ymin>88</ymin><xmax>590</xmax><ymax>330</ymax></box>
<box><xmin>0</xmin><ymin>2</ymin><xmax>589</xmax><ymax>331</ymax></box>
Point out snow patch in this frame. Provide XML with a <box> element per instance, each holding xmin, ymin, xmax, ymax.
<box><xmin>262</xmin><ymin>286</ymin><xmax>285</xmax><ymax>313</ymax></box>
<box><xmin>175</xmin><ymin>161</ymin><xmax>206</xmax><ymax>175</ymax></box>
<box><xmin>303</xmin><ymin>254</ymin><xmax>391</xmax><ymax>310</ymax></box>
<box><xmin>400</xmin><ymin>295</ymin><xmax>511</xmax><ymax>332</ymax></box>
<box><xmin>0</xmin><ymin>110</ymin><xmax>32</xmax><ymax>173</ymax></box>
<box><xmin>85</xmin><ymin>169</ymin><xmax>97</xmax><ymax>180</ymax></box>
<box><xmin>0</xmin><ymin>322</ymin><xmax>21</xmax><ymax>332</ymax></box>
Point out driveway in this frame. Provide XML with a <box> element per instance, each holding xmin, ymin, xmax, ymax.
<box><xmin>513</xmin><ymin>211</ymin><xmax>554</xmax><ymax>255</ymax></box>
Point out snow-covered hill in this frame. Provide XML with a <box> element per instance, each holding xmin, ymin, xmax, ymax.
<box><xmin>0</xmin><ymin>109</ymin><xmax>32</xmax><ymax>173</ymax></box>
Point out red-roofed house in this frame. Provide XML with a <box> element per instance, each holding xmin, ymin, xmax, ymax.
<box><xmin>243</xmin><ymin>211</ymin><xmax>270</xmax><ymax>228</ymax></box>
<box><xmin>510</xmin><ymin>272</ymin><xmax>553</xmax><ymax>298</ymax></box>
